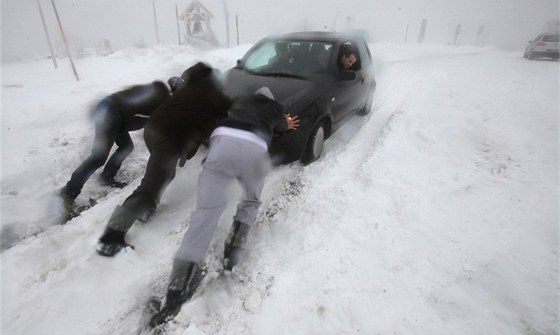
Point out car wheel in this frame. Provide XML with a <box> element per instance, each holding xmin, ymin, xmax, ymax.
<box><xmin>301</xmin><ymin>120</ymin><xmax>326</xmax><ymax>165</ymax></box>
<box><xmin>528</xmin><ymin>51</ymin><xmax>535</xmax><ymax>60</ymax></box>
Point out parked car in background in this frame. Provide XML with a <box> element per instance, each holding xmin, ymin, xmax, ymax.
<box><xmin>223</xmin><ymin>31</ymin><xmax>376</xmax><ymax>165</ymax></box>
<box><xmin>523</xmin><ymin>33</ymin><xmax>559</xmax><ymax>60</ymax></box>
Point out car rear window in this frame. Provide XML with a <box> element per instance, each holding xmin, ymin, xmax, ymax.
<box><xmin>543</xmin><ymin>35</ymin><xmax>559</xmax><ymax>42</ymax></box>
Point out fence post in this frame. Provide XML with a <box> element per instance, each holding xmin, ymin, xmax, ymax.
<box><xmin>454</xmin><ymin>24</ymin><xmax>461</xmax><ymax>45</ymax></box>
<box><xmin>51</xmin><ymin>0</ymin><xmax>79</xmax><ymax>81</ymax></box>
<box><xmin>235</xmin><ymin>14</ymin><xmax>239</xmax><ymax>45</ymax></box>
<box><xmin>175</xmin><ymin>3</ymin><xmax>181</xmax><ymax>45</ymax></box>
<box><xmin>37</xmin><ymin>0</ymin><xmax>57</xmax><ymax>68</ymax></box>
<box><xmin>404</xmin><ymin>24</ymin><xmax>409</xmax><ymax>44</ymax></box>
<box><xmin>152</xmin><ymin>0</ymin><xmax>160</xmax><ymax>44</ymax></box>
<box><xmin>418</xmin><ymin>19</ymin><xmax>427</xmax><ymax>43</ymax></box>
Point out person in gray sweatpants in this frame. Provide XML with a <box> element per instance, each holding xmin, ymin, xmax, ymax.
<box><xmin>96</xmin><ymin>62</ymin><xmax>232</xmax><ymax>257</ymax></box>
<box><xmin>149</xmin><ymin>87</ymin><xmax>299</xmax><ymax>327</ymax></box>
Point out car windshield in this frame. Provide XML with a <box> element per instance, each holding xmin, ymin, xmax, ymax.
<box><xmin>242</xmin><ymin>39</ymin><xmax>334</xmax><ymax>78</ymax></box>
<box><xmin>543</xmin><ymin>35</ymin><xmax>559</xmax><ymax>42</ymax></box>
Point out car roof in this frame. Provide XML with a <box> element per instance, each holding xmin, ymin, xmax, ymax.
<box><xmin>263</xmin><ymin>31</ymin><xmax>367</xmax><ymax>43</ymax></box>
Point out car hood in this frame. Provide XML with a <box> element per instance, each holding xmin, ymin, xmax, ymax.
<box><xmin>223</xmin><ymin>68</ymin><xmax>332</xmax><ymax>113</ymax></box>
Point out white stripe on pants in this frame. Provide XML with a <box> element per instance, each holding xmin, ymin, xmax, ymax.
<box><xmin>175</xmin><ymin>135</ymin><xmax>271</xmax><ymax>263</ymax></box>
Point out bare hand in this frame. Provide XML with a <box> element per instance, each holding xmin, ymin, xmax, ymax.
<box><xmin>285</xmin><ymin>114</ymin><xmax>300</xmax><ymax>130</ymax></box>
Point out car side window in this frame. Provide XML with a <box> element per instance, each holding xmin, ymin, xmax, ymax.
<box><xmin>356</xmin><ymin>40</ymin><xmax>372</xmax><ymax>68</ymax></box>
<box><xmin>543</xmin><ymin>35</ymin><xmax>559</xmax><ymax>43</ymax></box>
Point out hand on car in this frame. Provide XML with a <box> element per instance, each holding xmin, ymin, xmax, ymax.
<box><xmin>285</xmin><ymin>114</ymin><xmax>300</xmax><ymax>130</ymax></box>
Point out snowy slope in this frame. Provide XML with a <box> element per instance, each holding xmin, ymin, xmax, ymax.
<box><xmin>1</xmin><ymin>43</ymin><xmax>558</xmax><ymax>335</ymax></box>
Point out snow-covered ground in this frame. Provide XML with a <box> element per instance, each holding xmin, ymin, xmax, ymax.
<box><xmin>1</xmin><ymin>42</ymin><xmax>558</xmax><ymax>335</ymax></box>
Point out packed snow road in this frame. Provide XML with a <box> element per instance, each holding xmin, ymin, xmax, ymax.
<box><xmin>2</xmin><ymin>43</ymin><xmax>557</xmax><ymax>335</ymax></box>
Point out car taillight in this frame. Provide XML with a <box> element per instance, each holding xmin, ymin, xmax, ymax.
<box><xmin>536</xmin><ymin>42</ymin><xmax>546</xmax><ymax>46</ymax></box>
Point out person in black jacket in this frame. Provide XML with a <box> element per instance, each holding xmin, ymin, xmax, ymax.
<box><xmin>96</xmin><ymin>62</ymin><xmax>232</xmax><ymax>257</ymax></box>
<box><xmin>59</xmin><ymin>79</ymin><xmax>180</xmax><ymax>204</ymax></box>
<box><xmin>148</xmin><ymin>87</ymin><xmax>299</xmax><ymax>326</ymax></box>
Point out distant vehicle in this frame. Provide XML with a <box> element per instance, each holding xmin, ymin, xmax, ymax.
<box><xmin>523</xmin><ymin>33</ymin><xmax>559</xmax><ymax>60</ymax></box>
<box><xmin>223</xmin><ymin>31</ymin><xmax>376</xmax><ymax>165</ymax></box>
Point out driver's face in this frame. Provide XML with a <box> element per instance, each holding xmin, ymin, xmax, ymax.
<box><xmin>341</xmin><ymin>54</ymin><xmax>357</xmax><ymax>69</ymax></box>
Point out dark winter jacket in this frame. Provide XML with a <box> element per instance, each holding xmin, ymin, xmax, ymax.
<box><xmin>217</xmin><ymin>92</ymin><xmax>287</xmax><ymax>147</ymax></box>
<box><xmin>147</xmin><ymin>76</ymin><xmax>232</xmax><ymax>160</ymax></box>
<box><xmin>110</xmin><ymin>81</ymin><xmax>171</xmax><ymax>131</ymax></box>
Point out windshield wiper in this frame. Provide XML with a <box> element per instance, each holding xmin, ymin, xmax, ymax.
<box><xmin>255</xmin><ymin>72</ymin><xmax>309</xmax><ymax>80</ymax></box>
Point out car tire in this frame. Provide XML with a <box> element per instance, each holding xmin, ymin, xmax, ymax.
<box><xmin>301</xmin><ymin>120</ymin><xmax>326</xmax><ymax>165</ymax></box>
<box><xmin>528</xmin><ymin>51</ymin><xmax>535</xmax><ymax>60</ymax></box>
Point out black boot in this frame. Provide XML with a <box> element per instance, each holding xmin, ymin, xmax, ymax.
<box><xmin>59</xmin><ymin>186</ymin><xmax>78</xmax><ymax>205</ymax></box>
<box><xmin>223</xmin><ymin>220</ymin><xmax>251</xmax><ymax>271</ymax></box>
<box><xmin>98</xmin><ymin>174</ymin><xmax>127</xmax><ymax>188</ymax></box>
<box><xmin>149</xmin><ymin>259</ymin><xmax>197</xmax><ymax>327</ymax></box>
<box><xmin>58</xmin><ymin>186</ymin><xmax>78</xmax><ymax>221</ymax></box>
<box><xmin>96</xmin><ymin>205</ymin><xmax>137</xmax><ymax>257</ymax></box>
<box><xmin>137</xmin><ymin>203</ymin><xmax>156</xmax><ymax>223</ymax></box>
<box><xmin>96</xmin><ymin>227</ymin><xmax>131</xmax><ymax>257</ymax></box>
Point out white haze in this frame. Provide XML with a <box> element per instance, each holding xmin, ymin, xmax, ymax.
<box><xmin>2</xmin><ymin>0</ymin><xmax>559</xmax><ymax>62</ymax></box>
<box><xmin>1</xmin><ymin>41</ymin><xmax>558</xmax><ymax>334</ymax></box>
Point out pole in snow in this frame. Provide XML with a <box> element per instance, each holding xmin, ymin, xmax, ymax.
<box><xmin>152</xmin><ymin>0</ymin><xmax>160</xmax><ymax>44</ymax></box>
<box><xmin>330</xmin><ymin>7</ymin><xmax>340</xmax><ymax>31</ymax></box>
<box><xmin>51</xmin><ymin>0</ymin><xmax>79</xmax><ymax>81</ymax></box>
<box><xmin>404</xmin><ymin>24</ymin><xmax>409</xmax><ymax>44</ymax></box>
<box><xmin>175</xmin><ymin>3</ymin><xmax>181</xmax><ymax>45</ymax></box>
<box><xmin>235</xmin><ymin>14</ymin><xmax>239</xmax><ymax>46</ymax></box>
<box><xmin>454</xmin><ymin>24</ymin><xmax>461</xmax><ymax>45</ymax></box>
<box><xmin>37</xmin><ymin>0</ymin><xmax>57</xmax><ymax>68</ymax></box>
<box><xmin>223</xmin><ymin>0</ymin><xmax>230</xmax><ymax>47</ymax></box>
<box><xmin>418</xmin><ymin>19</ymin><xmax>427</xmax><ymax>43</ymax></box>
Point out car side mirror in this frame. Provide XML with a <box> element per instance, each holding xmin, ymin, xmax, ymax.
<box><xmin>339</xmin><ymin>70</ymin><xmax>357</xmax><ymax>81</ymax></box>
<box><xmin>235</xmin><ymin>59</ymin><xmax>243</xmax><ymax>68</ymax></box>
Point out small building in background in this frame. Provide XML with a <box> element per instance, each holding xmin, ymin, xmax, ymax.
<box><xmin>180</xmin><ymin>0</ymin><xmax>219</xmax><ymax>48</ymax></box>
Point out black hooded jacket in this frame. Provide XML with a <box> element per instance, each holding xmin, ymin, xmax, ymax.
<box><xmin>147</xmin><ymin>75</ymin><xmax>232</xmax><ymax>153</ymax></box>
<box><xmin>217</xmin><ymin>92</ymin><xmax>288</xmax><ymax>147</ymax></box>
<box><xmin>110</xmin><ymin>81</ymin><xmax>171</xmax><ymax>131</ymax></box>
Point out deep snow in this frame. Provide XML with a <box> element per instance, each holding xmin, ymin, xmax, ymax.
<box><xmin>1</xmin><ymin>42</ymin><xmax>558</xmax><ymax>335</ymax></box>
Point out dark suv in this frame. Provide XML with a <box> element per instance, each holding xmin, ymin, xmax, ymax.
<box><xmin>223</xmin><ymin>31</ymin><xmax>376</xmax><ymax>164</ymax></box>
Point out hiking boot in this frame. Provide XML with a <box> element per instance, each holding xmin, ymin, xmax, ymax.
<box><xmin>96</xmin><ymin>228</ymin><xmax>132</xmax><ymax>257</ymax></box>
<box><xmin>59</xmin><ymin>186</ymin><xmax>78</xmax><ymax>205</ymax></box>
<box><xmin>149</xmin><ymin>259</ymin><xmax>197</xmax><ymax>327</ymax></box>
<box><xmin>137</xmin><ymin>204</ymin><xmax>156</xmax><ymax>223</ymax></box>
<box><xmin>223</xmin><ymin>220</ymin><xmax>251</xmax><ymax>270</ymax></box>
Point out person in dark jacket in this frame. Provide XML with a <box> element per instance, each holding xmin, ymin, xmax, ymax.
<box><xmin>59</xmin><ymin>79</ymin><xmax>179</xmax><ymax>204</ymax></box>
<box><xmin>96</xmin><ymin>62</ymin><xmax>232</xmax><ymax>257</ymax></box>
<box><xmin>148</xmin><ymin>87</ymin><xmax>299</xmax><ymax>327</ymax></box>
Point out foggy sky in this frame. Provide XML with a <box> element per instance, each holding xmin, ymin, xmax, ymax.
<box><xmin>2</xmin><ymin>0</ymin><xmax>559</xmax><ymax>62</ymax></box>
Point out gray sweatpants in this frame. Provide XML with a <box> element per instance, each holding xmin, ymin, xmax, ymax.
<box><xmin>175</xmin><ymin>135</ymin><xmax>271</xmax><ymax>263</ymax></box>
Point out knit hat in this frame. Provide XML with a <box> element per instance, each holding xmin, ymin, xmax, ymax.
<box><xmin>255</xmin><ymin>87</ymin><xmax>275</xmax><ymax>100</ymax></box>
<box><xmin>181</xmin><ymin>62</ymin><xmax>213</xmax><ymax>85</ymax></box>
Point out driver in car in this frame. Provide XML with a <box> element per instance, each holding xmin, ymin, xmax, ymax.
<box><xmin>339</xmin><ymin>45</ymin><xmax>358</xmax><ymax>70</ymax></box>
